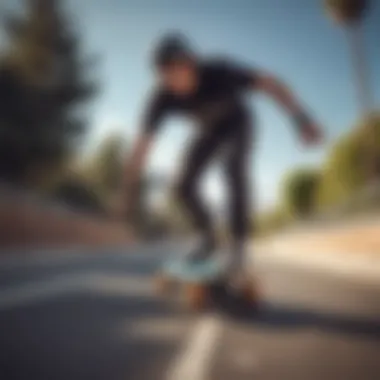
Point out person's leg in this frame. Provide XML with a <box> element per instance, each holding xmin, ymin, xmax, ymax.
<box><xmin>176</xmin><ymin>129</ymin><xmax>225</xmax><ymax>261</ymax></box>
<box><xmin>223</xmin><ymin>121</ymin><xmax>253</xmax><ymax>275</ymax></box>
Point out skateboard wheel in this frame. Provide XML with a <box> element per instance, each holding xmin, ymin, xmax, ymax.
<box><xmin>243</xmin><ymin>281</ymin><xmax>260</xmax><ymax>307</ymax></box>
<box><xmin>185</xmin><ymin>284</ymin><xmax>209</xmax><ymax>310</ymax></box>
<box><xmin>155</xmin><ymin>274</ymin><xmax>173</xmax><ymax>295</ymax></box>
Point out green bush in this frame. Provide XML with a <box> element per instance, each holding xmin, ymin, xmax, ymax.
<box><xmin>317</xmin><ymin>113</ymin><xmax>380</xmax><ymax>210</ymax></box>
<box><xmin>51</xmin><ymin>177</ymin><xmax>105</xmax><ymax>215</ymax></box>
<box><xmin>281</xmin><ymin>167</ymin><xmax>321</xmax><ymax>218</ymax></box>
<box><xmin>256</xmin><ymin>207</ymin><xmax>289</xmax><ymax>237</ymax></box>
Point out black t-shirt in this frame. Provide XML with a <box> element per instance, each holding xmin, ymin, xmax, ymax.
<box><xmin>142</xmin><ymin>58</ymin><xmax>257</xmax><ymax>134</ymax></box>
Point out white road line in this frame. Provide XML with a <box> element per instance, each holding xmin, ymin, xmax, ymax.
<box><xmin>166</xmin><ymin>315</ymin><xmax>223</xmax><ymax>380</ymax></box>
<box><xmin>0</xmin><ymin>248</ymin><xmax>95</xmax><ymax>267</ymax></box>
<box><xmin>0</xmin><ymin>274</ymin><xmax>91</xmax><ymax>309</ymax></box>
<box><xmin>0</xmin><ymin>244</ymin><xmax>163</xmax><ymax>268</ymax></box>
<box><xmin>0</xmin><ymin>273</ymin><xmax>151</xmax><ymax>310</ymax></box>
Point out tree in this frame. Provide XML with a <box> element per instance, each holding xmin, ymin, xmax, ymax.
<box><xmin>83</xmin><ymin>134</ymin><xmax>127</xmax><ymax>199</ymax></box>
<box><xmin>281</xmin><ymin>167</ymin><xmax>321</xmax><ymax>218</ymax></box>
<box><xmin>324</xmin><ymin>1</ymin><xmax>379</xmax><ymax>181</ymax></box>
<box><xmin>0</xmin><ymin>0</ymin><xmax>97</xmax><ymax>188</ymax></box>
<box><xmin>324</xmin><ymin>0</ymin><xmax>372</xmax><ymax>115</ymax></box>
<box><xmin>317</xmin><ymin>113</ymin><xmax>380</xmax><ymax>209</ymax></box>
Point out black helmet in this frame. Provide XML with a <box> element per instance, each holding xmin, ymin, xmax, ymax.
<box><xmin>153</xmin><ymin>32</ymin><xmax>195</xmax><ymax>69</ymax></box>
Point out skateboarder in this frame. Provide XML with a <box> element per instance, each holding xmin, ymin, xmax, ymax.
<box><xmin>121</xmin><ymin>33</ymin><xmax>323</xmax><ymax>285</ymax></box>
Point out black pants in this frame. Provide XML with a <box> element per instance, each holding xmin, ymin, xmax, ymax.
<box><xmin>176</xmin><ymin>120</ymin><xmax>252</xmax><ymax>247</ymax></box>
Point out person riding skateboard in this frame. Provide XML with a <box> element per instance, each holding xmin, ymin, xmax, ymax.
<box><xmin>121</xmin><ymin>32</ymin><xmax>323</xmax><ymax>286</ymax></box>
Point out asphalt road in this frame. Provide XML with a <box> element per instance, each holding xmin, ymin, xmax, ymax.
<box><xmin>0</xmin><ymin>243</ymin><xmax>379</xmax><ymax>380</ymax></box>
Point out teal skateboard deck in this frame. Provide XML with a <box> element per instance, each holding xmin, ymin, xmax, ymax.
<box><xmin>163</xmin><ymin>256</ymin><xmax>226</xmax><ymax>283</ymax></box>
<box><xmin>155</xmin><ymin>255</ymin><xmax>258</xmax><ymax>311</ymax></box>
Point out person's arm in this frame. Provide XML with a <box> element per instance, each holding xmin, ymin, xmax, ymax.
<box><xmin>119</xmin><ymin>89</ymin><xmax>169</xmax><ymax>219</ymax></box>
<box><xmin>122</xmin><ymin>131</ymin><xmax>153</xmax><ymax>202</ymax></box>
<box><xmin>253</xmin><ymin>72</ymin><xmax>323</xmax><ymax>144</ymax></box>
<box><xmin>116</xmin><ymin>132</ymin><xmax>152</xmax><ymax>221</ymax></box>
<box><xmin>224</xmin><ymin>59</ymin><xmax>323</xmax><ymax>144</ymax></box>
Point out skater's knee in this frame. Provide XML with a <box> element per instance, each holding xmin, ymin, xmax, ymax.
<box><xmin>225</xmin><ymin>162</ymin><xmax>246</xmax><ymax>188</ymax></box>
<box><xmin>176</xmin><ymin>179</ymin><xmax>195</xmax><ymax>202</ymax></box>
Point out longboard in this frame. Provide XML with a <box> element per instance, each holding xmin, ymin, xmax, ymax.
<box><xmin>155</xmin><ymin>255</ymin><xmax>258</xmax><ymax>311</ymax></box>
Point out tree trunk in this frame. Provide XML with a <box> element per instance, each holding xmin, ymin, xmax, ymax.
<box><xmin>346</xmin><ymin>24</ymin><xmax>378</xmax><ymax>181</ymax></box>
<box><xmin>346</xmin><ymin>23</ymin><xmax>373</xmax><ymax>115</ymax></box>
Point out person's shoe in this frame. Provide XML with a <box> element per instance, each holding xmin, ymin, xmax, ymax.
<box><xmin>184</xmin><ymin>237</ymin><xmax>217</xmax><ymax>264</ymax></box>
<box><xmin>227</xmin><ymin>271</ymin><xmax>248</xmax><ymax>293</ymax></box>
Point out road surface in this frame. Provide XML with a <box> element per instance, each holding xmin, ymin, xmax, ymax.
<box><xmin>0</xmin><ymin>243</ymin><xmax>379</xmax><ymax>380</ymax></box>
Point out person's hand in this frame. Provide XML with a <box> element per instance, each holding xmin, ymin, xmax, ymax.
<box><xmin>110</xmin><ymin>191</ymin><xmax>132</xmax><ymax>222</ymax></box>
<box><xmin>300</xmin><ymin>121</ymin><xmax>324</xmax><ymax>146</ymax></box>
<box><xmin>293</xmin><ymin>110</ymin><xmax>324</xmax><ymax>146</ymax></box>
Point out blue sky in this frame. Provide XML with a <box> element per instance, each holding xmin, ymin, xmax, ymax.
<box><xmin>1</xmin><ymin>0</ymin><xmax>380</xmax><ymax>212</ymax></box>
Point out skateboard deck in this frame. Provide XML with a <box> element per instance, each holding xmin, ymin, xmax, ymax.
<box><xmin>164</xmin><ymin>256</ymin><xmax>226</xmax><ymax>282</ymax></box>
<box><xmin>155</xmin><ymin>255</ymin><xmax>258</xmax><ymax>311</ymax></box>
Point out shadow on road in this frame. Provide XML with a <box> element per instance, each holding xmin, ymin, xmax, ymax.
<box><xmin>228</xmin><ymin>302</ymin><xmax>380</xmax><ymax>340</ymax></box>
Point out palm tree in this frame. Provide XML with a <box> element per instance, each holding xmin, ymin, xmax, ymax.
<box><xmin>324</xmin><ymin>0</ymin><xmax>379</xmax><ymax>181</ymax></box>
<box><xmin>324</xmin><ymin>0</ymin><xmax>372</xmax><ymax>115</ymax></box>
